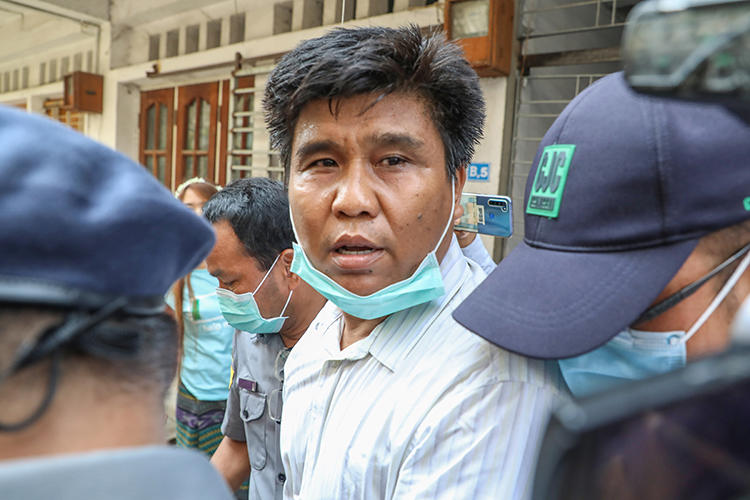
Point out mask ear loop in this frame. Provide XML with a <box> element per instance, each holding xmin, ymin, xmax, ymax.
<box><xmin>430</xmin><ymin>176</ymin><xmax>457</xmax><ymax>255</ymax></box>
<box><xmin>254</xmin><ymin>254</ymin><xmax>282</xmax><ymax>295</ymax></box>
<box><xmin>278</xmin><ymin>289</ymin><xmax>294</xmax><ymax>318</ymax></box>
<box><xmin>683</xmin><ymin>250</ymin><xmax>750</xmax><ymax>343</ymax></box>
<box><xmin>254</xmin><ymin>254</ymin><xmax>292</xmax><ymax>321</ymax></box>
<box><xmin>289</xmin><ymin>206</ymin><xmax>303</xmax><ymax>245</ymax></box>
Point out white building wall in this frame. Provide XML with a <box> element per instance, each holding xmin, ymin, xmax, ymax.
<box><xmin>465</xmin><ymin>76</ymin><xmax>508</xmax><ymax>258</ymax></box>
<box><xmin>103</xmin><ymin>0</ymin><xmax>449</xmax><ymax>157</ymax></box>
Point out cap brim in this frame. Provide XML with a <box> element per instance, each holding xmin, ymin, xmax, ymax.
<box><xmin>453</xmin><ymin>239</ymin><xmax>699</xmax><ymax>359</ymax></box>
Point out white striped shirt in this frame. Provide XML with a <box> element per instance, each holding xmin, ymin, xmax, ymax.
<box><xmin>461</xmin><ymin>235</ymin><xmax>498</xmax><ymax>275</ymax></box>
<box><xmin>280</xmin><ymin>238</ymin><xmax>567</xmax><ymax>499</ymax></box>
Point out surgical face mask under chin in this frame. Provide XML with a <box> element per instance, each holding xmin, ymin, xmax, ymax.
<box><xmin>560</xmin><ymin>249</ymin><xmax>750</xmax><ymax>398</ymax></box>
<box><xmin>289</xmin><ymin>178</ymin><xmax>456</xmax><ymax>320</ymax></box>
<box><xmin>215</xmin><ymin>255</ymin><xmax>293</xmax><ymax>334</ymax></box>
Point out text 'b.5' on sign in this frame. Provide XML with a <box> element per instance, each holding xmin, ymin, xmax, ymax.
<box><xmin>468</xmin><ymin>162</ymin><xmax>490</xmax><ymax>182</ymax></box>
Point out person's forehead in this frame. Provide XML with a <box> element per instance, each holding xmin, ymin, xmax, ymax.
<box><xmin>210</xmin><ymin>222</ymin><xmax>257</xmax><ymax>270</ymax></box>
<box><xmin>181</xmin><ymin>187</ymin><xmax>206</xmax><ymax>204</ymax></box>
<box><xmin>293</xmin><ymin>92</ymin><xmax>434</xmax><ymax>136</ymax></box>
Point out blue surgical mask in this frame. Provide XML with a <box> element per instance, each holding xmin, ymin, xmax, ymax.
<box><xmin>558</xmin><ymin>328</ymin><xmax>687</xmax><ymax>398</ymax></box>
<box><xmin>289</xmin><ymin>178</ymin><xmax>456</xmax><ymax>320</ymax></box>
<box><xmin>215</xmin><ymin>255</ymin><xmax>293</xmax><ymax>334</ymax></box>
<box><xmin>560</xmin><ymin>250</ymin><xmax>750</xmax><ymax>398</ymax></box>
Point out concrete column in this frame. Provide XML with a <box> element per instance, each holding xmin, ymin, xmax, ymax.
<box><xmin>220</xmin><ymin>17</ymin><xmax>230</xmax><ymax>47</ymax></box>
<box><xmin>199</xmin><ymin>20</ymin><xmax>206</xmax><ymax>51</ymax></box>
<box><xmin>247</xmin><ymin>6</ymin><xmax>275</xmax><ymax>38</ymax></box>
<box><xmin>29</xmin><ymin>95</ymin><xmax>46</xmax><ymax>114</ymax></box>
<box><xmin>111</xmin><ymin>82</ymin><xmax>140</xmax><ymax>160</ymax></box>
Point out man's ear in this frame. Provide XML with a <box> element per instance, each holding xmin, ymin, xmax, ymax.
<box><xmin>454</xmin><ymin>165</ymin><xmax>468</xmax><ymax>211</ymax></box>
<box><xmin>279</xmin><ymin>248</ymin><xmax>301</xmax><ymax>290</ymax></box>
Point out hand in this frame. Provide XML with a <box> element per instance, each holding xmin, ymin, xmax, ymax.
<box><xmin>454</xmin><ymin>228</ymin><xmax>477</xmax><ymax>248</ymax></box>
<box><xmin>453</xmin><ymin>202</ymin><xmax>476</xmax><ymax>248</ymax></box>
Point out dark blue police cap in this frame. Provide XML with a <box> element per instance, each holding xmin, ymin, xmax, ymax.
<box><xmin>453</xmin><ymin>72</ymin><xmax>750</xmax><ymax>359</ymax></box>
<box><xmin>0</xmin><ymin>105</ymin><xmax>216</xmax><ymax>313</ymax></box>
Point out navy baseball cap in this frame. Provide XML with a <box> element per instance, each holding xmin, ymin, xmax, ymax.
<box><xmin>0</xmin><ymin>105</ymin><xmax>215</xmax><ymax>313</ymax></box>
<box><xmin>453</xmin><ymin>72</ymin><xmax>750</xmax><ymax>359</ymax></box>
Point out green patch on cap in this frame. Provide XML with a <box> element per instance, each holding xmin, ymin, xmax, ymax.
<box><xmin>526</xmin><ymin>144</ymin><xmax>576</xmax><ymax>218</ymax></box>
<box><xmin>744</xmin><ymin>197</ymin><xmax>750</xmax><ymax>211</ymax></box>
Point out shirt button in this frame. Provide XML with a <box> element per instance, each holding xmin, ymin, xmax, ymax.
<box><xmin>242</xmin><ymin>410</ymin><xmax>249</xmax><ymax>419</ymax></box>
<box><xmin>278</xmin><ymin>473</ymin><xmax>286</xmax><ymax>482</ymax></box>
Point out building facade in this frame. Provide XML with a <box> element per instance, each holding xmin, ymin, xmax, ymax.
<box><xmin>0</xmin><ymin>0</ymin><xmax>634</xmax><ymax>259</ymax></box>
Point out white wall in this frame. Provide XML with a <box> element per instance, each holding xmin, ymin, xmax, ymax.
<box><xmin>464</xmin><ymin>76</ymin><xmax>508</xmax><ymax>258</ymax></box>
<box><xmin>0</xmin><ymin>12</ymin><xmax>98</xmax><ymax>93</ymax></box>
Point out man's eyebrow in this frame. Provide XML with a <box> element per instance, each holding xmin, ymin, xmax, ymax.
<box><xmin>294</xmin><ymin>134</ymin><xmax>425</xmax><ymax>160</ymax></box>
<box><xmin>368</xmin><ymin>132</ymin><xmax>424</xmax><ymax>150</ymax></box>
<box><xmin>294</xmin><ymin>139</ymin><xmax>339</xmax><ymax>160</ymax></box>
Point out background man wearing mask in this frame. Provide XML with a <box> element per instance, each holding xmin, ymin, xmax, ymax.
<box><xmin>264</xmin><ymin>25</ymin><xmax>566</xmax><ymax>499</ymax></box>
<box><xmin>204</xmin><ymin>178</ymin><xmax>326</xmax><ymax>500</ymax></box>
<box><xmin>453</xmin><ymin>72</ymin><xmax>750</xmax><ymax>398</ymax></box>
<box><xmin>0</xmin><ymin>105</ymin><xmax>232</xmax><ymax>499</ymax></box>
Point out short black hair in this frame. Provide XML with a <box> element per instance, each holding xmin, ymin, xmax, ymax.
<box><xmin>202</xmin><ymin>178</ymin><xmax>294</xmax><ymax>270</ymax></box>
<box><xmin>0</xmin><ymin>306</ymin><xmax>178</xmax><ymax>402</ymax></box>
<box><xmin>264</xmin><ymin>25</ymin><xmax>485</xmax><ymax>178</ymax></box>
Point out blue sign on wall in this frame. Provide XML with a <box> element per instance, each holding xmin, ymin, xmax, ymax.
<box><xmin>468</xmin><ymin>162</ymin><xmax>490</xmax><ymax>182</ymax></box>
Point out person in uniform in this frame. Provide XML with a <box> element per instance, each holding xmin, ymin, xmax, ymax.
<box><xmin>205</xmin><ymin>178</ymin><xmax>326</xmax><ymax>500</ymax></box>
<box><xmin>453</xmin><ymin>72</ymin><xmax>750</xmax><ymax>397</ymax></box>
<box><xmin>0</xmin><ymin>105</ymin><xmax>233</xmax><ymax>500</ymax></box>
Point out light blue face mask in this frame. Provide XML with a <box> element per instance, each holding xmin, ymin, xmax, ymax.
<box><xmin>289</xmin><ymin>178</ymin><xmax>456</xmax><ymax>320</ymax></box>
<box><xmin>558</xmin><ymin>328</ymin><xmax>687</xmax><ymax>398</ymax></box>
<box><xmin>560</xmin><ymin>249</ymin><xmax>750</xmax><ymax>398</ymax></box>
<box><xmin>215</xmin><ymin>255</ymin><xmax>293</xmax><ymax>334</ymax></box>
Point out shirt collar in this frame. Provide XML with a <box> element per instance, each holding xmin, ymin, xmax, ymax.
<box><xmin>368</xmin><ymin>236</ymin><xmax>469</xmax><ymax>372</ymax></box>
<box><xmin>316</xmin><ymin>237</ymin><xmax>470</xmax><ymax>370</ymax></box>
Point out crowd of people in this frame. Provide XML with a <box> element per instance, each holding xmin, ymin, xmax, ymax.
<box><xmin>1</xmin><ymin>22</ymin><xmax>749</xmax><ymax>500</ymax></box>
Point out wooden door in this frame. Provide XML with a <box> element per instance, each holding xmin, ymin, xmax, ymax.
<box><xmin>139</xmin><ymin>88</ymin><xmax>174</xmax><ymax>187</ymax></box>
<box><xmin>175</xmin><ymin>82</ymin><xmax>219</xmax><ymax>187</ymax></box>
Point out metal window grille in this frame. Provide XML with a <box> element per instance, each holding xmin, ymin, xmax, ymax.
<box><xmin>226</xmin><ymin>66</ymin><xmax>284</xmax><ymax>184</ymax></box>
<box><xmin>503</xmin><ymin>0</ymin><xmax>641</xmax><ymax>254</ymax></box>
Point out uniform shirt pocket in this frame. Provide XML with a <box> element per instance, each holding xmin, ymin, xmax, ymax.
<box><xmin>240</xmin><ymin>389</ymin><xmax>267</xmax><ymax>470</ymax></box>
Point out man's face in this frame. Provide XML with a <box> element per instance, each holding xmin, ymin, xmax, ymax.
<box><xmin>288</xmin><ymin>92</ymin><xmax>465</xmax><ymax>296</ymax></box>
<box><xmin>206</xmin><ymin>220</ymin><xmax>287</xmax><ymax>316</ymax></box>
<box><xmin>638</xmin><ymin>246</ymin><xmax>750</xmax><ymax>359</ymax></box>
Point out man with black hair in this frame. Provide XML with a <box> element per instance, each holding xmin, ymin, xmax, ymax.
<box><xmin>264</xmin><ymin>25</ymin><xmax>565</xmax><ymax>499</ymax></box>
<box><xmin>0</xmin><ymin>105</ymin><xmax>232</xmax><ymax>500</ymax></box>
<box><xmin>204</xmin><ymin>178</ymin><xmax>326</xmax><ymax>500</ymax></box>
